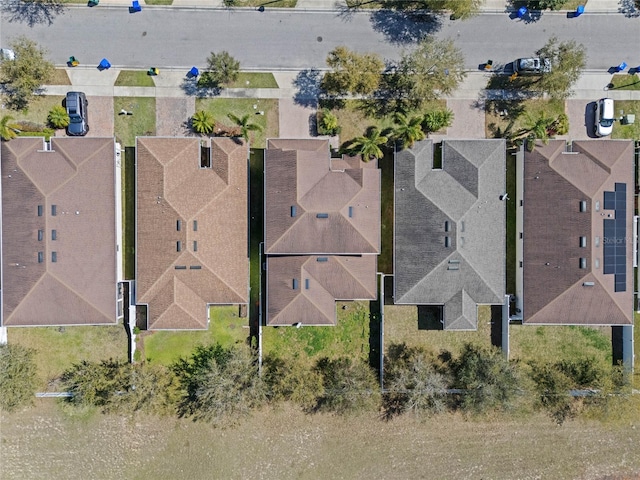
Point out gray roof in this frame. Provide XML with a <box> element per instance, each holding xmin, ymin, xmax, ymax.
<box><xmin>394</xmin><ymin>140</ymin><xmax>506</xmax><ymax>330</ymax></box>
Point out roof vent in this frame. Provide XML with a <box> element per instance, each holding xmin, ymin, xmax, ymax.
<box><xmin>305</xmin><ymin>279</ymin><xmax>310</xmax><ymax>290</ymax></box>
<box><xmin>583</xmin><ymin>282</ymin><xmax>595</xmax><ymax>287</ymax></box>
<box><xmin>316</xmin><ymin>213</ymin><xmax>329</xmax><ymax>219</ymax></box>
<box><xmin>317</xmin><ymin>257</ymin><xmax>328</xmax><ymax>262</ymax></box>
<box><xmin>189</xmin><ymin>265</ymin><xmax>202</xmax><ymax>270</ymax></box>
<box><xmin>580</xmin><ymin>236</ymin><xmax>587</xmax><ymax>248</ymax></box>
<box><xmin>291</xmin><ymin>206</ymin><xmax>297</xmax><ymax>217</ymax></box>
<box><xmin>38</xmin><ymin>230</ymin><xmax>43</xmax><ymax>241</ymax></box>
<box><xmin>444</xmin><ymin>236</ymin><xmax>451</xmax><ymax>248</ymax></box>
<box><xmin>292</xmin><ymin>278</ymin><xmax>299</xmax><ymax>290</ymax></box>
<box><xmin>193</xmin><ymin>220</ymin><xmax>198</xmax><ymax>231</ymax></box>
<box><xmin>51</xmin><ymin>252</ymin><xmax>57</xmax><ymax>263</ymax></box>
<box><xmin>580</xmin><ymin>201</ymin><xmax>587</xmax><ymax>212</ymax></box>
<box><xmin>51</xmin><ymin>205</ymin><xmax>57</xmax><ymax>216</ymax></box>
<box><xmin>579</xmin><ymin>258</ymin><xmax>587</xmax><ymax>269</ymax></box>
<box><xmin>174</xmin><ymin>265</ymin><xmax>187</xmax><ymax>270</ymax></box>
<box><xmin>177</xmin><ymin>220</ymin><xmax>181</xmax><ymax>231</ymax></box>
<box><xmin>37</xmin><ymin>205</ymin><xmax>43</xmax><ymax>217</ymax></box>
<box><xmin>177</xmin><ymin>241</ymin><xmax>182</xmax><ymax>252</ymax></box>
<box><xmin>38</xmin><ymin>252</ymin><xmax>44</xmax><ymax>263</ymax></box>
<box><xmin>348</xmin><ymin>206</ymin><xmax>353</xmax><ymax>218</ymax></box>
<box><xmin>444</xmin><ymin>221</ymin><xmax>450</xmax><ymax>232</ymax></box>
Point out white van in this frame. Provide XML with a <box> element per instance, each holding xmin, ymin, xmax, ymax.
<box><xmin>595</xmin><ymin>98</ymin><xmax>614</xmax><ymax>137</ymax></box>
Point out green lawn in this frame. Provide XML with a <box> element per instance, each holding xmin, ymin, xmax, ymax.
<box><xmin>7</xmin><ymin>95</ymin><xmax>64</xmax><ymax>127</ymax></box>
<box><xmin>328</xmin><ymin>99</ymin><xmax>445</xmax><ymax>147</ymax></box>
<box><xmin>611</xmin><ymin>100</ymin><xmax>640</xmax><ymax>140</ymax></box>
<box><xmin>608</xmin><ymin>73</ymin><xmax>640</xmax><ymax>91</ymax></box>
<box><xmin>194</xmin><ymin>98</ymin><xmax>278</xmax><ymax>149</ymax></box>
<box><xmin>143</xmin><ymin>306</ymin><xmax>249</xmax><ymax>366</ymax></box>
<box><xmin>122</xmin><ymin>147</ymin><xmax>136</xmax><ymax>280</ymax></box>
<box><xmin>227</xmin><ymin>72</ymin><xmax>279</xmax><ymax>89</ymax></box>
<box><xmin>7</xmin><ymin>326</ymin><xmax>128</xmax><ymax>388</ymax></box>
<box><xmin>262</xmin><ymin>301</ymin><xmax>371</xmax><ymax>365</ymax></box>
<box><xmin>114</xmin><ymin>97</ymin><xmax>156</xmax><ymax>147</ymax></box>
<box><xmin>115</xmin><ymin>70</ymin><xmax>156</xmax><ymax>87</ymax></box>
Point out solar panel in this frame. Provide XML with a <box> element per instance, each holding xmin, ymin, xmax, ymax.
<box><xmin>602</xmin><ymin>184</ymin><xmax>628</xmax><ymax>291</ymax></box>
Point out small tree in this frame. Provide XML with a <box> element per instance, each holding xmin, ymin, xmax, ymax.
<box><xmin>227</xmin><ymin>112</ymin><xmax>262</xmax><ymax>142</ymax></box>
<box><xmin>341</xmin><ymin>126</ymin><xmax>388</xmax><ymax>161</ymax></box>
<box><xmin>448</xmin><ymin>343</ymin><xmax>519</xmax><ymax>413</ymax></box>
<box><xmin>321</xmin><ymin>46</ymin><xmax>384</xmax><ymax>97</ymax></box>
<box><xmin>421</xmin><ymin>109</ymin><xmax>454</xmax><ymax>135</ymax></box>
<box><xmin>0</xmin><ymin>115</ymin><xmax>20</xmax><ymax>141</ymax></box>
<box><xmin>313</xmin><ymin>356</ymin><xmax>380</xmax><ymax>415</ymax></box>
<box><xmin>263</xmin><ymin>355</ymin><xmax>323</xmax><ymax>411</ymax></box>
<box><xmin>203</xmin><ymin>51</ymin><xmax>240</xmax><ymax>87</ymax></box>
<box><xmin>0</xmin><ymin>344</ymin><xmax>39</xmax><ymax>412</ymax></box>
<box><xmin>391</xmin><ymin>112</ymin><xmax>425</xmax><ymax>150</ymax></box>
<box><xmin>316</xmin><ymin>108</ymin><xmax>341</xmax><ymax>136</ymax></box>
<box><xmin>528</xmin><ymin>361</ymin><xmax>576</xmax><ymax>425</ymax></box>
<box><xmin>172</xmin><ymin>344</ymin><xmax>264</xmax><ymax>425</ymax></box>
<box><xmin>533</xmin><ymin>36</ymin><xmax>587</xmax><ymax>99</ymax></box>
<box><xmin>0</xmin><ymin>36</ymin><xmax>54</xmax><ymax>111</ymax></box>
<box><xmin>191</xmin><ymin>110</ymin><xmax>215</xmax><ymax>135</ymax></box>
<box><xmin>383</xmin><ymin>343</ymin><xmax>448</xmax><ymax>419</ymax></box>
<box><xmin>47</xmin><ymin>105</ymin><xmax>70</xmax><ymax>129</ymax></box>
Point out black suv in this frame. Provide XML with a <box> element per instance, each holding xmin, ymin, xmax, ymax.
<box><xmin>65</xmin><ymin>91</ymin><xmax>89</xmax><ymax>136</ymax></box>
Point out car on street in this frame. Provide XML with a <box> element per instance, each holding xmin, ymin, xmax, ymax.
<box><xmin>65</xmin><ymin>91</ymin><xmax>89</xmax><ymax>136</ymax></box>
<box><xmin>513</xmin><ymin>57</ymin><xmax>551</xmax><ymax>75</ymax></box>
<box><xmin>594</xmin><ymin>98</ymin><xmax>614</xmax><ymax>137</ymax></box>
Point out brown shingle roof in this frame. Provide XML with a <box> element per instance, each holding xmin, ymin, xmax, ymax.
<box><xmin>1</xmin><ymin>137</ymin><xmax>118</xmax><ymax>326</ymax></box>
<box><xmin>265</xmin><ymin>139</ymin><xmax>380</xmax><ymax>255</ymax></box>
<box><xmin>264</xmin><ymin>139</ymin><xmax>381</xmax><ymax>326</ymax></box>
<box><xmin>266</xmin><ymin>255</ymin><xmax>377</xmax><ymax>326</ymax></box>
<box><xmin>136</xmin><ymin>137</ymin><xmax>248</xmax><ymax>330</ymax></box>
<box><xmin>522</xmin><ymin>140</ymin><xmax>633</xmax><ymax>325</ymax></box>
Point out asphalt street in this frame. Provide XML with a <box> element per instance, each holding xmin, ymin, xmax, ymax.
<box><xmin>1</xmin><ymin>6</ymin><xmax>639</xmax><ymax>70</ymax></box>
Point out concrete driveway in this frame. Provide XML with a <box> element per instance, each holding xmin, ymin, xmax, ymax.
<box><xmin>156</xmin><ymin>97</ymin><xmax>195</xmax><ymax>136</ymax></box>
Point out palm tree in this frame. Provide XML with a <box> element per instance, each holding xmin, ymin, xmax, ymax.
<box><xmin>421</xmin><ymin>109</ymin><xmax>454</xmax><ymax>136</ymax></box>
<box><xmin>47</xmin><ymin>105</ymin><xmax>70</xmax><ymax>129</ymax></box>
<box><xmin>342</xmin><ymin>126</ymin><xmax>388</xmax><ymax>162</ymax></box>
<box><xmin>515</xmin><ymin>111</ymin><xmax>556</xmax><ymax>151</ymax></box>
<box><xmin>191</xmin><ymin>110</ymin><xmax>215</xmax><ymax>135</ymax></box>
<box><xmin>0</xmin><ymin>115</ymin><xmax>20</xmax><ymax>141</ymax></box>
<box><xmin>227</xmin><ymin>113</ymin><xmax>262</xmax><ymax>142</ymax></box>
<box><xmin>391</xmin><ymin>112</ymin><xmax>425</xmax><ymax>150</ymax></box>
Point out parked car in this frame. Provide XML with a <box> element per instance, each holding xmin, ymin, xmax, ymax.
<box><xmin>0</xmin><ymin>48</ymin><xmax>15</xmax><ymax>61</ymax></box>
<box><xmin>513</xmin><ymin>57</ymin><xmax>551</xmax><ymax>75</ymax></box>
<box><xmin>65</xmin><ymin>91</ymin><xmax>89</xmax><ymax>136</ymax></box>
<box><xmin>594</xmin><ymin>98</ymin><xmax>614</xmax><ymax>137</ymax></box>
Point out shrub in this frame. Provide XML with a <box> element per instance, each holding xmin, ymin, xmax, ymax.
<box><xmin>317</xmin><ymin>108</ymin><xmax>341</xmax><ymax>136</ymax></box>
<box><xmin>0</xmin><ymin>344</ymin><xmax>39</xmax><ymax>412</ymax></box>
<box><xmin>47</xmin><ymin>105</ymin><xmax>69</xmax><ymax>129</ymax></box>
<box><xmin>421</xmin><ymin>109</ymin><xmax>454</xmax><ymax>134</ymax></box>
<box><xmin>263</xmin><ymin>355</ymin><xmax>323</xmax><ymax>411</ymax></box>
<box><xmin>313</xmin><ymin>356</ymin><xmax>380</xmax><ymax>415</ymax></box>
<box><xmin>191</xmin><ymin>110</ymin><xmax>215</xmax><ymax>135</ymax></box>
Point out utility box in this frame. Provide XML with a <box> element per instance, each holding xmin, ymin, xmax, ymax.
<box><xmin>622</xmin><ymin>114</ymin><xmax>635</xmax><ymax>125</ymax></box>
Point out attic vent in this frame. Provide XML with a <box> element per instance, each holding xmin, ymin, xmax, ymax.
<box><xmin>177</xmin><ymin>220</ymin><xmax>181</xmax><ymax>231</ymax></box>
<box><xmin>583</xmin><ymin>282</ymin><xmax>595</xmax><ymax>287</ymax></box>
<box><xmin>316</xmin><ymin>213</ymin><xmax>329</xmax><ymax>218</ymax></box>
<box><xmin>580</xmin><ymin>236</ymin><xmax>587</xmax><ymax>248</ymax></box>
<box><xmin>190</xmin><ymin>265</ymin><xmax>202</xmax><ymax>270</ymax></box>
<box><xmin>305</xmin><ymin>279</ymin><xmax>310</xmax><ymax>289</ymax></box>
<box><xmin>177</xmin><ymin>241</ymin><xmax>182</xmax><ymax>252</ymax></box>
<box><xmin>444</xmin><ymin>236</ymin><xmax>451</xmax><ymax>248</ymax></box>
<box><xmin>174</xmin><ymin>265</ymin><xmax>187</xmax><ymax>270</ymax></box>
<box><xmin>348</xmin><ymin>206</ymin><xmax>353</xmax><ymax>218</ymax></box>
<box><xmin>580</xmin><ymin>201</ymin><xmax>587</xmax><ymax>212</ymax></box>
<box><xmin>38</xmin><ymin>252</ymin><xmax>44</xmax><ymax>263</ymax></box>
<box><xmin>444</xmin><ymin>221</ymin><xmax>450</xmax><ymax>232</ymax></box>
<box><xmin>51</xmin><ymin>205</ymin><xmax>57</xmax><ymax>216</ymax></box>
<box><xmin>38</xmin><ymin>230</ymin><xmax>43</xmax><ymax>241</ymax></box>
<box><xmin>579</xmin><ymin>258</ymin><xmax>587</xmax><ymax>269</ymax></box>
<box><xmin>292</xmin><ymin>279</ymin><xmax>299</xmax><ymax>290</ymax></box>
<box><xmin>52</xmin><ymin>230</ymin><xmax>57</xmax><ymax>241</ymax></box>
<box><xmin>193</xmin><ymin>220</ymin><xmax>198</xmax><ymax>231</ymax></box>
<box><xmin>291</xmin><ymin>206</ymin><xmax>297</xmax><ymax>217</ymax></box>
<box><xmin>317</xmin><ymin>257</ymin><xmax>328</xmax><ymax>262</ymax></box>
<box><xmin>51</xmin><ymin>252</ymin><xmax>57</xmax><ymax>263</ymax></box>
<box><xmin>37</xmin><ymin>205</ymin><xmax>43</xmax><ymax>217</ymax></box>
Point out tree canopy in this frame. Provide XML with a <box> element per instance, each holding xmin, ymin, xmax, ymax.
<box><xmin>533</xmin><ymin>36</ymin><xmax>586</xmax><ymax>99</ymax></box>
<box><xmin>0</xmin><ymin>37</ymin><xmax>54</xmax><ymax>110</ymax></box>
<box><xmin>203</xmin><ymin>51</ymin><xmax>240</xmax><ymax>87</ymax></box>
<box><xmin>321</xmin><ymin>46</ymin><xmax>385</xmax><ymax>97</ymax></box>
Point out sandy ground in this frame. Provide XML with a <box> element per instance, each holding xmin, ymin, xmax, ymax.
<box><xmin>2</xmin><ymin>401</ymin><xmax>640</xmax><ymax>480</ymax></box>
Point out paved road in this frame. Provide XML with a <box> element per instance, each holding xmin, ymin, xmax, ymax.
<box><xmin>1</xmin><ymin>7</ymin><xmax>639</xmax><ymax>70</ymax></box>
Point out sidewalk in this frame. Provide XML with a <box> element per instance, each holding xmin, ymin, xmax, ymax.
<box><xmin>85</xmin><ymin>0</ymin><xmax>626</xmax><ymax>13</ymax></box>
